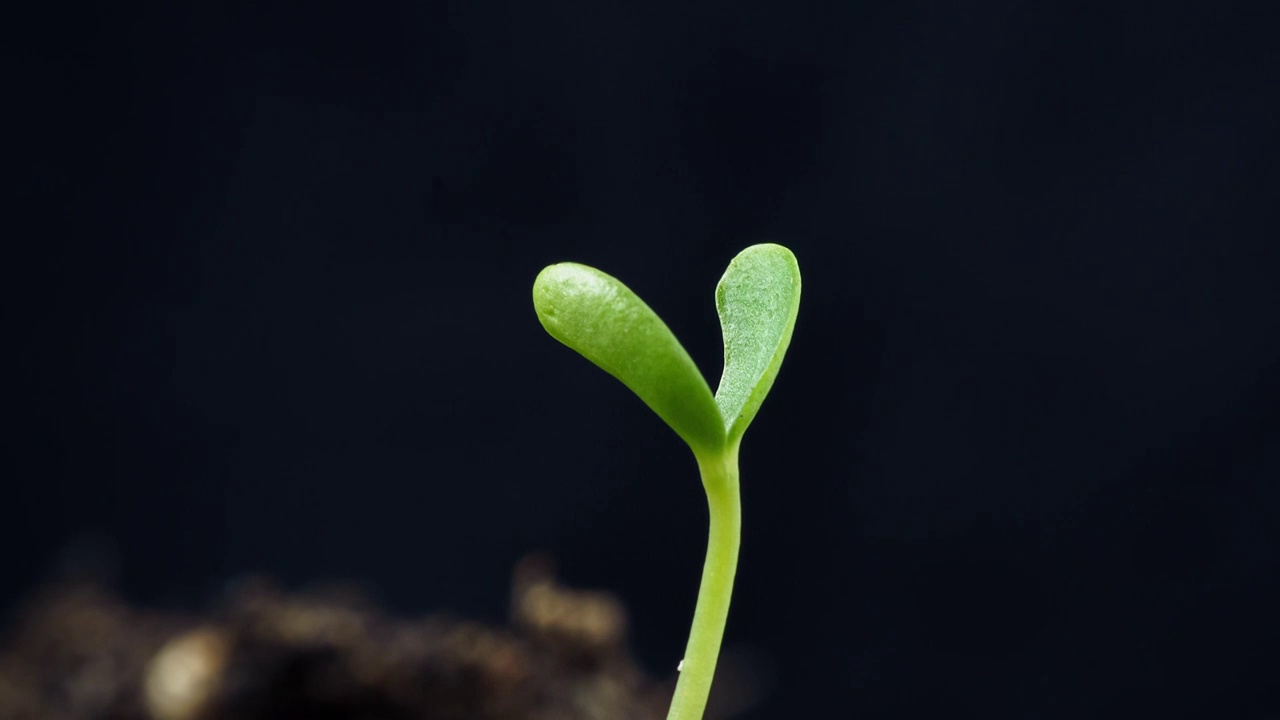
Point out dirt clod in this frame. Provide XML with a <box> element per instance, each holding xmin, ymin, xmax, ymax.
<box><xmin>0</xmin><ymin>558</ymin><xmax>670</xmax><ymax>720</ymax></box>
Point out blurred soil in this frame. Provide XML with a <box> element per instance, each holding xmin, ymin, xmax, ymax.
<box><xmin>0</xmin><ymin>556</ymin><xmax>679</xmax><ymax>720</ymax></box>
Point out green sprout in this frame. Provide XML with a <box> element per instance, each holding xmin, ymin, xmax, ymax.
<box><xmin>532</xmin><ymin>243</ymin><xmax>801</xmax><ymax>720</ymax></box>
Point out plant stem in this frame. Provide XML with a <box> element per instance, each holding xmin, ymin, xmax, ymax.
<box><xmin>666</xmin><ymin>446</ymin><xmax>742</xmax><ymax>720</ymax></box>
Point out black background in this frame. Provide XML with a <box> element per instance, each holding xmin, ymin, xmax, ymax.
<box><xmin>9</xmin><ymin>2</ymin><xmax>1280</xmax><ymax>717</ymax></box>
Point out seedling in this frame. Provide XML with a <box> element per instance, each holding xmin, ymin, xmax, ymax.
<box><xmin>532</xmin><ymin>244</ymin><xmax>801</xmax><ymax>720</ymax></box>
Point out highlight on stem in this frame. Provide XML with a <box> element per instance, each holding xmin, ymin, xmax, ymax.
<box><xmin>532</xmin><ymin>244</ymin><xmax>801</xmax><ymax>720</ymax></box>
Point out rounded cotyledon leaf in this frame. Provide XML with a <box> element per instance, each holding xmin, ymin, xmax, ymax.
<box><xmin>533</xmin><ymin>263</ymin><xmax>727</xmax><ymax>457</ymax></box>
<box><xmin>714</xmin><ymin>243</ymin><xmax>802</xmax><ymax>445</ymax></box>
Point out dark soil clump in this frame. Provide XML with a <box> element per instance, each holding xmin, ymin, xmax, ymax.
<box><xmin>0</xmin><ymin>557</ymin><xmax>670</xmax><ymax>720</ymax></box>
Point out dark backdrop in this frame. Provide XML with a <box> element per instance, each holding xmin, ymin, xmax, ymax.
<box><xmin>9</xmin><ymin>2</ymin><xmax>1280</xmax><ymax>717</ymax></box>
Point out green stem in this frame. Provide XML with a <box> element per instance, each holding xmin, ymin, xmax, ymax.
<box><xmin>666</xmin><ymin>446</ymin><xmax>742</xmax><ymax>720</ymax></box>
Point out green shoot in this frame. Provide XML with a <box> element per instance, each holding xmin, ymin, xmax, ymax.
<box><xmin>532</xmin><ymin>244</ymin><xmax>801</xmax><ymax>720</ymax></box>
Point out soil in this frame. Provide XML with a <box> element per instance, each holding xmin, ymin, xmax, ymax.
<box><xmin>0</xmin><ymin>556</ymin><xmax>684</xmax><ymax>720</ymax></box>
